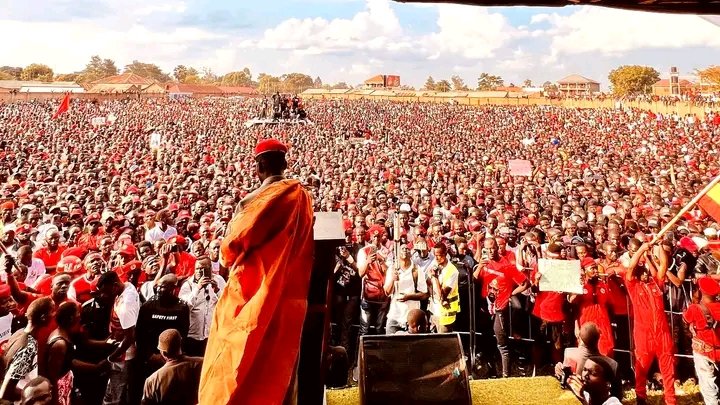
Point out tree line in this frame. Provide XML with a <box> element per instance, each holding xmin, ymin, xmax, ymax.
<box><xmin>0</xmin><ymin>56</ymin><xmax>351</xmax><ymax>94</ymax></box>
<box><xmin>1</xmin><ymin>58</ymin><xmax>719</xmax><ymax>96</ymax></box>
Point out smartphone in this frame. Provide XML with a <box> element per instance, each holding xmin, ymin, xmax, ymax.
<box><xmin>560</xmin><ymin>366</ymin><xmax>572</xmax><ymax>388</ymax></box>
<box><xmin>482</xmin><ymin>248</ymin><xmax>490</xmax><ymax>260</ymax></box>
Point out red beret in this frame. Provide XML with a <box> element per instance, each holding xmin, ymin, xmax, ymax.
<box><xmin>581</xmin><ymin>257</ymin><xmax>597</xmax><ymax>269</ymax></box>
<box><xmin>367</xmin><ymin>225</ymin><xmax>386</xmax><ymax>238</ymax></box>
<box><xmin>254</xmin><ymin>139</ymin><xmax>288</xmax><ymax>158</ymax></box>
<box><xmin>698</xmin><ymin>277</ymin><xmax>720</xmax><ymax>296</ymax></box>
<box><xmin>0</xmin><ymin>201</ymin><xmax>14</xmax><ymax>211</ymax></box>
<box><xmin>119</xmin><ymin>243</ymin><xmax>137</xmax><ymax>257</ymax></box>
<box><xmin>467</xmin><ymin>219</ymin><xmax>482</xmax><ymax>232</ymax></box>
<box><xmin>62</xmin><ymin>247</ymin><xmax>88</xmax><ymax>260</ymax></box>
<box><xmin>169</xmin><ymin>235</ymin><xmax>187</xmax><ymax>245</ymax></box>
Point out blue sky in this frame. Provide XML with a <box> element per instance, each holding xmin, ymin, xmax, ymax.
<box><xmin>1</xmin><ymin>0</ymin><xmax>719</xmax><ymax>89</ymax></box>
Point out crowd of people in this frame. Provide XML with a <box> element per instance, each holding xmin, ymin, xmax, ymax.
<box><xmin>0</xmin><ymin>95</ymin><xmax>718</xmax><ymax>404</ymax></box>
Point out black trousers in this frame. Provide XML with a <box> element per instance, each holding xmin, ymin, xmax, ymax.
<box><xmin>359</xmin><ymin>299</ymin><xmax>388</xmax><ymax>336</ymax></box>
<box><xmin>494</xmin><ymin>306</ymin><xmax>511</xmax><ymax>377</ymax></box>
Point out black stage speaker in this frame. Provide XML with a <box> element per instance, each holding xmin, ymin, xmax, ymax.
<box><xmin>297</xmin><ymin>212</ymin><xmax>345</xmax><ymax>405</ymax></box>
<box><xmin>359</xmin><ymin>334</ymin><xmax>472</xmax><ymax>405</ymax></box>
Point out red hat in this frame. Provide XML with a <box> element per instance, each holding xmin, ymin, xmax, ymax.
<box><xmin>119</xmin><ymin>243</ymin><xmax>137</xmax><ymax>257</ymax></box>
<box><xmin>62</xmin><ymin>247</ymin><xmax>87</xmax><ymax>260</ymax></box>
<box><xmin>85</xmin><ymin>213</ymin><xmax>101</xmax><ymax>224</ymax></box>
<box><xmin>70</xmin><ymin>209</ymin><xmax>83</xmax><ymax>219</ymax></box>
<box><xmin>254</xmin><ymin>139</ymin><xmax>288</xmax><ymax>158</ymax></box>
<box><xmin>176</xmin><ymin>210</ymin><xmax>191</xmax><ymax>221</ymax></box>
<box><xmin>367</xmin><ymin>225</ymin><xmax>386</xmax><ymax>238</ymax></box>
<box><xmin>16</xmin><ymin>224</ymin><xmax>32</xmax><ymax>235</ymax></box>
<box><xmin>57</xmin><ymin>256</ymin><xmax>83</xmax><ymax>275</ymax></box>
<box><xmin>581</xmin><ymin>257</ymin><xmax>597</xmax><ymax>269</ymax></box>
<box><xmin>698</xmin><ymin>277</ymin><xmax>720</xmax><ymax>296</ymax></box>
<box><xmin>0</xmin><ymin>201</ymin><xmax>14</xmax><ymax>210</ymax></box>
<box><xmin>169</xmin><ymin>235</ymin><xmax>187</xmax><ymax>245</ymax></box>
<box><xmin>168</xmin><ymin>203</ymin><xmax>180</xmax><ymax>212</ymax></box>
<box><xmin>678</xmin><ymin>236</ymin><xmax>699</xmax><ymax>254</ymax></box>
<box><xmin>117</xmin><ymin>260</ymin><xmax>143</xmax><ymax>283</ymax></box>
<box><xmin>467</xmin><ymin>219</ymin><xmax>482</xmax><ymax>232</ymax></box>
<box><xmin>0</xmin><ymin>284</ymin><xmax>10</xmax><ymax>299</ymax></box>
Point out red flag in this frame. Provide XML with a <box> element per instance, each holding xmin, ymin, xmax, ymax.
<box><xmin>52</xmin><ymin>93</ymin><xmax>70</xmax><ymax>119</ymax></box>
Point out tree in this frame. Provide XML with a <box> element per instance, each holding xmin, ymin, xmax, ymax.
<box><xmin>451</xmin><ymin>75</ymin><xmax>468</xmax><ymax>91</ymax></box>
<box><xmin>313</xmin><ymin>76</ymin><xmax>323</xmax><ymax>88</ymax></box>
<box><xmin>424</xmin><ymin>76</ymin><xmax>436</xmax><ymax>91</ymax></box>
<box><xmin>173</xmin><ymin>65</ymin><xmax>199</xmax><ymax>82</ymax></box>
<box><xmin>221</xmin><ymin>69</ymin><xmax>253</xmax><ymax>86</ymax></box>
<box><xmin>331</xmin><ymin>82</ymin><xmax>350</xmax><ymax>90</ymax></box>
<box><xmin>257</xmin><ymin>73</ymin><xmax>281</xmax><ymax>94</ymax></box>
<box><xmin>477</xmin><ymin>73</ymin><xmax>504</xmax><ymax>91</ymax></box>
<box><xmin>21</xmin><ymin>64</ymin><xmax>53</xmax><ymax>81</ymax></box>
<box><xmin>55</xmin><ymin>73</ymin><xmax>80</xmax><ymax>82</ymax></box>
<box><xmin>608</xmin><ymin>65</ymin><xmax>660</xmax><ymax>95</ymax></box>
<box><xmin>200</xmin><ymin>67</ymin><xmax>218</xmax><ymax>84</ymax></box>
<box><xmin>697</xmin><ymin>66</ymin><xmax>720</xmax><ymax>86</ymax></box>
<box><xmin>0</xmin><ymin>71</ymin><xmax>13</xmax><ymax>80</ymax></box>
<box><xmin>0</xmin><ymin>66</ymin><xmax>22</xmax><ymax>80</ymax></box>
<box><xmin>435</xmin><ymin>79</ymin><xmax>452</xmax><ymax>92</ymax></box>
<box><xmin>76</xmin><ymin>55</ymin><xmax>118</xmax><ymax>83</ymax></box>
<box><xmin>123</xmin><ymin>60</ymin><xmax>171</xmax><ymax>82</ymax></box>
<box><xmin>280</xmin><ymin>73</ymin><xmax>313</xmax><ymax>94</ymax></box>
<box><xmin>542</xmin><ymin>81</ymin><xmax>558</xmax><ymax>92</ymax></box>
<box><xmin>523</xmin><ymin>79</ymin><xmax>533</xmax><ymax>88</ymax></box>
<box><xmin>400</xmin><ymin>85</ymin><xmax>416</xmax><ymax>91</ymax></box>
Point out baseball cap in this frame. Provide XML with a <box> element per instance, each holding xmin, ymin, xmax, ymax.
<box><xmin>157</xmin><ymin>329</ymin><xmax>183</xmax><ymax>355</ymax></box>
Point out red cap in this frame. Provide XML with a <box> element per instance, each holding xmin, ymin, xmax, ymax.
<box><xmin>698</xmin><ymin>277</ymin><xmax>720</xmax><ymax>296</ymax></box>
<box><xmin>678</xmin><ymin>236</ymin><xmax>699</xmax><ymax>254</ymax></box>
<box><xmin>58</xmin><ymin>256</ymin><xmax>83</xmax><ymax>274</ymax></box>
<box><xmin>176</xmin><ymin>210</ymin><xmax>191</xmax><ymax>221</ymax></box>
<box><xmin>168</xmin><ymin>203</ymin><xmax>180</xmax><ymax>212</ymax></box>
<box><xmin>169</xmin><ymin>235</ymin><xmax>187</xmax><ymax>246</ymax></box>
<box><xmin>16</xmin><ymin>224</ymin><xmax>32</xmax><ymax>235</ymax></box>
<box><xmin>0</xmin><ymin>284</ymin><xmax>10</xmax><ymax>299</ymax></box>
<box><xmin>467</xmin><ymin>219</ymin><xmax>482</xmax><ymax>232</ymax></box>
<box><xmin>126</xmin><ymin>186</ymin><xmax>140</xmax><ymax>194</ymax></box>
<box><xmin>119</xmin><ymin>243</ymin><xmax>137</xmax><ymax>257</ymax></box>
<box><xmin>367</xmin><ymin>225</ymin><xmax>386</xmax><ymax>238</ymax></box>
<box><xmin>254</xmin><ymin>139</ymin><xmax>288</xmax><ymax>158</ymax></box>
<box><xmin>581</xmin><ymin>257</ymin><xmax>597</xmax><ymax>269</ymax></box>
<box><xmin>62</xmin><ymin>247</ymin><xmax>87</xmax><ymax>260</ymax></box>
<box><xmin>0</xmin><ymin>201</ymin><xmax>15</xmax><ymax>210</ymax></box>
<box><xmin>70</xmin><ymin>209</ymin><xmax>83</xmax><ymax>219</ymax></box>
<box><xmin>85</xmin><ymin>213</ymin><xmax>101</xmax><ymax>224</ymax></box>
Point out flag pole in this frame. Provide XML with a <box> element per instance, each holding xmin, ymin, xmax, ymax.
<box><xmin>651</xmin><ymin>173</ymin><xmax>720</xmax><ymax>244</ymax></box>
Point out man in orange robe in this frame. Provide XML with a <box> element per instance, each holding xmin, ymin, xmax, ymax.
<box><xmin>199</xmin><ymin>139</ymin><xmax>314</xmax><ymax>405</ymax></box>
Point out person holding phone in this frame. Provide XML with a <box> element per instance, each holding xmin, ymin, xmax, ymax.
<box><xmin>179</xmin><ymin>257</ymin><xmax>225</xmax><ymax>357</ymax></box>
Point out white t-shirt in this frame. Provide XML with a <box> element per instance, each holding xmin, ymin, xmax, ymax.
<box><xmin>25</xmin><ymin>259</ymin><xmax>47</xmax><ymax>287</ymax></box>
<box><xmin>144</xmin><ymin>225</ymin><xmax>178</xmax><ymax>243</ymax></box>
<box><xmin>386</xmin><ymin>263</ymin><xmax>427</xmax><ymax>326</ymax></box>
<box><xmin>0</xmin><ymin>313</ymin><xmax>13</xmax><ymax>346</ymax></box>
<box><xmin>113</xmin><ymin>282</ymin><xmax>140</xmax><ymax>360</ymax></box>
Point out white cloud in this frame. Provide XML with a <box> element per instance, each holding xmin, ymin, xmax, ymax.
<box><xmin>536</xmin><ymin>7</ymin><xmax>720</xmax><ymax>59</ymax></box>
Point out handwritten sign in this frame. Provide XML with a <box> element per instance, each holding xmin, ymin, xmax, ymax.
<box><xmin>149</xmin><ymin>132</ymin><xmax>162</xmax><ymax>150</ymax></box>
<box><xmin>538</xmin><ymin>259</ymin><xmax>583</xmax><ymax>294</ymax></box>
<box><xmin>508</xmin><ymin>159</ymin><xmax>532</xmax><ymax>177</ymax></box>
<box><xmin>91</xmin><ymin>116</ymin><xmax>106</xmax><ymax>126</ymax></box>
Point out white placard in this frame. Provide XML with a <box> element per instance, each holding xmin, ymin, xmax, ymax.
<box><xmin>538</xmin><ymin>259</ymin><xmax>583</xmax><ymax>294</ymax></box>
<box><xmin>150</xmin><ymin>132</ymin><xmax>162</xmax><ymax>150</ymax></box>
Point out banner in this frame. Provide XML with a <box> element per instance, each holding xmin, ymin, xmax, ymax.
<box><xmin>91</xmin><ymin>117</ymin><xmax>106</xmax><ymax>126</ymax></box>
<box><xmin>538</xmin><ymin>259</ymin><xmax>583</xmax><ymax>294</ymax></box>
<box><xmin>508</xmin><ymin>159</ymin><xmax>532</xmax><ymax>177</ymax></box>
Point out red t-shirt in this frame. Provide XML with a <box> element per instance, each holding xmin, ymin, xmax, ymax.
<box><xmin>599</xmin><ymin>260</ymin><xmax>628</xmax><ymax>316</ymax></box>
<box><xmin>33</xmin><ymin>245</ymin><xmax>67</xmax><ymax>273</ymax></box>
<box><xmin>684</xmin><ymin>302</ymin><xmax>720</xmax><ymax>361</ymax></box>
<box><xmin>483</xmin><ymin>264</ymin><xmax>526</xmax><ymax>311</ymax></box>
<box><xmin>478</xmin><ymin>257</ymin><xmax>513</xmax><ymax>297</ymax></box>
<box><xmin>530</xmin><ymin>265</ymin><xmax>566</xmax><ymax>322</ymax></box>
<box><xmin>70</xmin><ymin>275</ymin><xmax>96</xmax><ymax>304</ymax></box>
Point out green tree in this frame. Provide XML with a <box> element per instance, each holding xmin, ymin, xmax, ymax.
<box><xmin>200</xmin><ymin>67</ymin><xmax>219</xmax><ymax>84</ymax></box>
<box><xmin>477</xmin><ymin>73</ymin><xmax>504</xmax><ymax>91</ymax></box>
<box><xmin>124</xmin><ymin>60</ymin><xmax>171</xmax><ymax>82</ymax></box>
<box><xmin>21</xmin><ymin>64</ymin><xmax>54</xmax><ymax>81</ymax></box>
<box><xmin>0</xmin><ymin>71</ymin><xmax>14</xmax><ymax>80</ymax></box>
<box><xmin>435</xmin><ymin>79</ymin><xmax>451</xmax><ymax>92</ymax></box>
<box><xmin>280</xmin><ymin>73</ymin><xmax>313</xmax><ymax>93</ymax></box>
<box><xmin>608</xmin><ymin>65</ymin><xmax>660</xmax><ymax>95</ymax></box>
<box><xmin>257</xmin><ymin>73</ymin><xmax>281</xmax><ymax>94</ymax></box>
<box><xmin>0</xmin><ymin>66</ymin><xmax>22</xmax><ymax>80</ymax></box>
<box><xmin>424</xmin><ymin>76</ymin><xmax>436</xmax><ymax>90</ymax></box>
<box><xmin>313</xmin><ymin>76</ymin><xmax>323</xmax><ymax>88</ymax></box>
<box><xmin>523</xmin><ymin>79</ymin><xmax>533</xmax><ymax>88</ymax></box>
<box><xmin>221</xmin><ymin>68</ymin><xmax>253</xmax><ymax>86</ymax></box>
<box><xmin>55</xmin><ymin>73</ymin><xmax>80</xmax><ymax>82</ymax></box>
<box><xmin>697</xmin><ymin>65</ymin><xmax>720</xmax><ymax>86</ymax></box>
<box><xmin>451</xmin><ymin>75</ymin><xmax>468</xmax><ymax>91</ymax></box>
<box><xmin>173</xmin><ymin>65</ymin><xmax>199</xmax><ymax>82</ymax></box>
<box><xmin>76</xmin><ymin>55</ymin><xmax>118</xmax><ymax>83</ymax></box>
<box><xmin>331</xmin><ymin>82</ymin><xmax>350</xmax><ymax>90</ymax></box>
<box><xmin>399</xmin><ymin>85</ymin><xmax>416</xmax><ymax>91</ymax></box>
<box><xmin>542</xmin><ymin>81</ymin><xmax>558</xmax><ymax>92</ymax></box>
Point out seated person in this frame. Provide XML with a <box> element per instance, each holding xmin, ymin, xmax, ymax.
<box><xmin>555</xmin><ymin>322</ymin><xmax>617</xmax><ymax>378</ymax></box>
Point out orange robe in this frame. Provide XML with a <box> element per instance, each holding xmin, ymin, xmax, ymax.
<box><xmin>199</xmin><ymin>179</ymin><xmax>314</xmax><ymax>405</ymax></box>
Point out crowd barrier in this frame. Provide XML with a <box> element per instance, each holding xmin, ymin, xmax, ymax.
<box><xmin>331</xmin><ymin>275</ymin><xmax>699</xmax><ymax>376</ymax></box>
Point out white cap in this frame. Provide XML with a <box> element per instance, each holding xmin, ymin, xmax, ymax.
<box><xmin>693</xmin><ymin>237</ymin><xmax>709</xmax><ymax>251</ymax></box>
<box><xmin>602</xmin><ymin>205</ymin><xmax>616</xmax><ymax>216</ymax></box>
<box><xmin>399</xmin><ymin>204</ymin><xmax>412</xmax><ymax>213</ymax></box>
<box><xmin>704</xmin><ymin>228</ymin><xmax>717</xmax><ymax>237</ymax></box>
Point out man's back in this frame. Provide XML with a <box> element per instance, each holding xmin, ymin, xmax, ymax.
<box><xmin>142</xmin><ymin>356</ymin><xmax>203</xmax><ymax>405</ymax></box>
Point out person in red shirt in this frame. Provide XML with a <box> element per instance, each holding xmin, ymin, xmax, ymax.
<box><xmin>475</xmin><ymin>238</ymin><xmax>529</xmax><ymax>378</ymax></box>
<box><xmin>159</xmin><ymin>236</ymin><xmax>196</xmax><ymax>279</ymax></box>
<box><xmin>570</xmin><ymin>258</ymin><xmax>614</xmax><ymax>357</ymax></box>
<box><xmin>683</xmin><ymin>277</ymin><xmax>720</xmax><ymax>404</ymax></box>
<box><xmin>626</xmin><ymin>243</ymin><xmax>676</xmax><ymax>405</ymax></box>
<box><xmin>33</xmin><ymin>230</ymin><xmax>66</xmax><ymax>275</ymax></box>
<box><xmin>69</xmin><ymin>253</ymin><xmax>103</xmax><ymax>304</ymax></box>
<box><xmin>531</xmin><ymin>243</ymin><xmax>570</xmax><ymax>370</ymax></box>
<box><xmin>76</xmin><ymin>213</ymin><xmax>105</xmax><ymax>252</ymax></box>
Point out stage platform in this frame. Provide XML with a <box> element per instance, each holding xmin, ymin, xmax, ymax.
<box><xmin>325</xmin><ymin>376</ymin><xmax>703</xmax><ymax>405</ymax></box>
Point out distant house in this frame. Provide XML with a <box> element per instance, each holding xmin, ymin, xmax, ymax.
<box><xmin>651</xmin><ymin>79</ymin><xmax>694</xmax><ymax>96</ymax></box>
<box><xmin>164</xmin><ymin>83</ymin><xmax>259</xmax><ymax>97</ymax></box>
<box><xmin>557</xmin><ymin>74</ymin><xmax>600</xmax><ymax>95</ymax></box>
<box><xmin>363</xmin><ymin>74</ymin><xmax>400</xmax><ymax>89</ymax></box>
<box><xmin>88</xmin><ymin>73</ymin><xmax>164</xmax><ymax>94</ymax></box>
<box><xmin>0</xmin><ymin>80</ymin><xmax>84</xmax><ymax>93</ymax></box>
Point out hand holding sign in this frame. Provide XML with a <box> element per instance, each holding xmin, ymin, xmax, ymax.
<box><xmin>537</xmin><ymin>259</ymin><xmax>583</xmax><ymax>294</ymax></box>
<box><xmin>508</xmin><ymin>159</ymin><xmax>532</xmax><ymax>177</ymax></box>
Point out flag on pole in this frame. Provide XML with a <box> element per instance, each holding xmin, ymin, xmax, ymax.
<box><xmin>52</xmin><ymin>93</ymin><xmax>70</xmax><ymax>119</ymax></box>
<box><xmin>699</xmin><ymin>183</ymin><xmax>720</xmax><ymax>222</ymax></box>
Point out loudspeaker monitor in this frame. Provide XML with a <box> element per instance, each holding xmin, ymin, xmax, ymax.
<box><xmin>358</xmin><ymin>333</ymin><xmax>472</xmax><ymax>405</ymax></box>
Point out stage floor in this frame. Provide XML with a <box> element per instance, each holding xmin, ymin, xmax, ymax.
<box><xmin>325</xmin><ymin>376</ymin><xmax>704</xmax><ymax>405</ymax></box>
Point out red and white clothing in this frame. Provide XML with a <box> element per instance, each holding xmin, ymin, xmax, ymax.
<box><xmin>576</xmin><ymin>280</ymin><xmax>615</xmax><ymax>357</ymax></box>
<box><xmin>68</xmin><ymin>275</ymin><xmax>98</xmax><ymax>304</ymax></box>
<box><xmin>109</xmin><ymin>282</ymin><xmax>141</xmax><ymax>361</ymax></box>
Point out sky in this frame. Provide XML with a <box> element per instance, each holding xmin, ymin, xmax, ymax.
<box><xmin>1</xmin><ymin>0</ymin><xmax>720</xmax><ymax>90</ymax></box>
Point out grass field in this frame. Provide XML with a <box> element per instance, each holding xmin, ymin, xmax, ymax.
<box><xmin>325</xmin><ymin>377</ymin><xmax>705</xmax><ymax>404</ymax></box>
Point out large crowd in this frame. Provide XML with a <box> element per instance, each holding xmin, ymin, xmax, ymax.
<box><xmin>0</xmin><ymin>95</ymin><xmax>719</xmax><ymax>404</ymax></box>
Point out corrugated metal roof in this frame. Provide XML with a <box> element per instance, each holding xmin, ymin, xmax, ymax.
<box><xmin>557</xmin><ymin>74</ymin><xmax>599</xmax><ymax>85</ymax></box>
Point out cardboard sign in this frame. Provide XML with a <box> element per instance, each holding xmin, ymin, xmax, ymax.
<box><xmin>91</xmin><ymin>117</ymin><xmax>106</xmax><ymax>126</ymax></box>
<box><xmin>149</xmin><ymin>132</ymin><xmax>162</xmax><ymax>150</ymax></box>
<box><xmin>538</xmin><ymin>259</ymin><xmax>583</xmax><ymax>294</ymax></box>
<box><xmin>508</xmin><ymin>159</ymin><xmax>532</xmax><ymax>177</ymax></box>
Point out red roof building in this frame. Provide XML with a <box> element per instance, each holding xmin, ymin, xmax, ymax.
<box><xmin>651</xmin><ymin>79</ymin><xmax>694</xmax><ymax>96</ymax></box>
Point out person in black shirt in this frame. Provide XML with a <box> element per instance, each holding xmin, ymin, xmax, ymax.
<box><xmin>333</xmin><ymin>243</ymin><xmax>361</xmax><ymax>363</ymax></box>
<box><xmin>665</xmin><ymin>239</ymin><xmax>697</xmax><ymax>381</ymax></box>
<box><xmin>136</xmin><ymin>274</ymin><xmax>190</xmax><ymax>370</ymax></box>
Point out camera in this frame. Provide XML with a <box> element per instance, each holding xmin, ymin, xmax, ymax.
<box><xmin>560</xmin><ymin>366</ymin><xmax>572</xmax><ymax>388</ymax></box>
